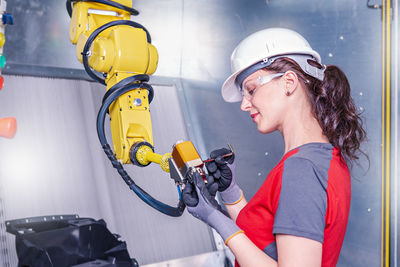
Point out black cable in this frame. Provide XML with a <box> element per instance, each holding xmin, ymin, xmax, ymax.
<box><xmin>102</xmin><ymin>74</ymin><xmax>153</xmax><ymax>106</ymax></box>
<box><xmin>82</xmin><ymin>20</ymin><xmax>152</xmax><ymax>85</ymax></box>
<box><xmin>97</xmin><ymin>80</ymin><xmax>185</xmax><ymax>217</ymax></box>
<box><xmin>66</xmin><ymin>0</ymin><xmax>139</xmax><ymax>17</ymax></box>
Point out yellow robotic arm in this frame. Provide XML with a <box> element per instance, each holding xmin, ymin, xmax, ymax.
<box><xmin>66</xmin><ymin>0</ymin><xmax>234</xmax><ymax>217</ymax></box>
<box><xmin>67</xmin><ymin>0</ymin><xmax>187</xmax><ymax>217</ymax></box>
<box><xmin>68</xmin><ymin>0</ymin><xmax>170</xmax><ymax>169</ymax></box>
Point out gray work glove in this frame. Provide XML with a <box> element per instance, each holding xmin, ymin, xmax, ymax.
<box><xmin>183</xmin><ymin>171</ymin><xmax>243</xmax><ymax>244</ymax></box>
<box><xmin>205</xmin><ymin>148</ymin><xmax>243</xmax><ymax>204</ymax></box>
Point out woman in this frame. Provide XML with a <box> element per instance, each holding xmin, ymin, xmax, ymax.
<box><xmin>182</xmin><ymin>28</ymin><xmax>365</xmax><ymax>267</ymax></box>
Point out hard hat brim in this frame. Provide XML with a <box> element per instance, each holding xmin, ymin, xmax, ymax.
<box><xmin>221</xmin><ymin>69</ymin><xmax>243</xmax><ymax>103</ymax></box>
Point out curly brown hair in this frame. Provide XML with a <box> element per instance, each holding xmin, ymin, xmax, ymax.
<box><xmin>265</xmin><ymin>57</ymin><xmax>366</xmax><ymax>161</ymax></box>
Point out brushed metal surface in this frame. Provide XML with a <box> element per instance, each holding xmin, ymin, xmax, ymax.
<box><xmin>141</xmin><ymin>250</ymin><xmax>233</xmax><ymax>267</ymax></box>
<box><xmin>0</xmin><ymin>75</ymin><xmax>214</xmax><ymax>265</ymax></box>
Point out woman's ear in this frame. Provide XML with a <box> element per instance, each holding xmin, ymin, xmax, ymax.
<box><xmin>282</xmin><ymin>71</ymin><xmax>299</xmax><ymax>96</ymax></box>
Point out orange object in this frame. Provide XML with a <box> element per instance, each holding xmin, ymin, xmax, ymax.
<box><xmin>0</xmin><ymin>117</ymin><xmax>17</xmax><ymax>138</ymax></box>
<box><xmin>172</xmin><ymin>141</ymin><xmax>202</xmax><ymax>172</ymax></box>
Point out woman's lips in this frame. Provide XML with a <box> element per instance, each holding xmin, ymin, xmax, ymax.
<box><xmin>251</xmin><ymin>113</ymin><xmax>259</xmax><ymax>120</ymax></box>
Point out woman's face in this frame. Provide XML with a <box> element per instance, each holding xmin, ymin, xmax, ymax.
<box><xmin>240</xmin><ymin>69</ymin><xmax>288</xmax><ymax>134</ymax></box>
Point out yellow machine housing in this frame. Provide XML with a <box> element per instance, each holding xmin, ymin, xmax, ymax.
<box><xmin>91</xmin><ymin>27</ymin><xmax>158</xmax><ymax>77</ymax></box>
<box><xmin>68</xmin><ymin>0</ymin><xmax>159</xmax><ymax>163</ymax></box>
<box><xmin>69</xmin><ymin>0</ymin><xmax>131</xmax><ymax>44</ymax></box>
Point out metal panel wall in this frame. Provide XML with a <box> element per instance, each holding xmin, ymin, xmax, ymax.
<box><xmin>0</xmin><ymin>75</ymin><xmax>214</xmax><ymax>266</ymax></box>
<box><xmin>1</xmin><ymin>0</ymin><xmax>391</xmax><ymax>266</ymax></box>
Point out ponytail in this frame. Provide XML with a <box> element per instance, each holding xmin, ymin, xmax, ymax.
<box><xmin>265</xmin><ymin>58</ymin><xmax>366</xmax><ymax>161</ymax></box>
<box><xmin>313</xmin><ymin>65</ymin><xmax>366</xmax><ymax>161</ymax></box>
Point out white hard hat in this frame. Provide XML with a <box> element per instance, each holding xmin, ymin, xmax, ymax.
<box><xmin>221</xmin><ymin>28</ymin><xmax>325</xmax><ymax>102</ymax></box>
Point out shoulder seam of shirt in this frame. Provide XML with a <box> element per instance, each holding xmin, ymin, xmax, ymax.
<box><xmin>285</xmin><ymin>154</ymin><xmax>320</xmax><ymax>169</ymax></box>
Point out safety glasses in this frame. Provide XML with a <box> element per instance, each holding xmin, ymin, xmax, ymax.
<box><xmin>240</xmin><ymin>72</ymin><xmax>284</xmax><ymax>100</ymax></box>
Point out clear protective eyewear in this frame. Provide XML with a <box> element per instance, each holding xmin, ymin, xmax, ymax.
<box><xmin>240</xmin><ymin>72</ymin><xmax>285</xmax><ymax>100</ymax></box>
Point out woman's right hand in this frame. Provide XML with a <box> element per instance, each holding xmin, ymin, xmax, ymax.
<box><xmin>205</xmin><ymin>147</ymin><xmax>243</xmax><ymax>204</ymax></box>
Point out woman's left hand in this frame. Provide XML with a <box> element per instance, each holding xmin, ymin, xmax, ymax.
<box><xmin>182</xmin><ymin>171</ymin><xmax>243</xmax><ymax>244</ymax></box>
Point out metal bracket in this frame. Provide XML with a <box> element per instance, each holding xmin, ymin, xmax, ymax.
<box><xmin>168</xmin><ymin>157</ymin><xmax>185</xmax><ymax>184</ymax></box>
<box><xmin>367</xmin><ymin>0</ymin><xmax>382</xmax><ymax>9</ymax></box>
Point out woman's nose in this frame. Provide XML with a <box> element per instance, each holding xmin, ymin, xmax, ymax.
<box><xmin>240</xmin><ymin>97</ymin><xmax>252</xmax><ymax>111</ymax></box>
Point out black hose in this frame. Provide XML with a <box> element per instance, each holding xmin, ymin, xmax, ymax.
<box><xmin>66</xmin><ymin>0</ymin><xmax>139</xmax><ymax>17</ymax></box>
<box><xmin>102</xmin><ymin>74</ymin><xmax>153</xmax><ymax>106</ymax></box>
<box><xmin>82</xmin><ymin>20</ymin><xmax>152</xmax><ymax>85</ymax></box>
<box><xmin>97</xmin><ymin>80</ymin><xmax>185</xmax><ymax>217</ymax></box>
